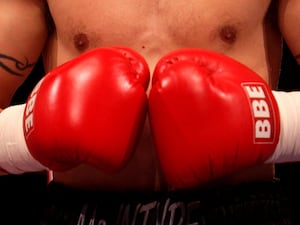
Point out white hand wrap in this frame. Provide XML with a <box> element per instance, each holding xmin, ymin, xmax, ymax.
<box><xmin>0</xmin><ymin>104</ymin><xmax>47</xmax><ymax>174</ymax></box>
<box><xmin>266</xmin><ymin>91</ymin><xmax>300</xmax><ymax>163</ymax></box>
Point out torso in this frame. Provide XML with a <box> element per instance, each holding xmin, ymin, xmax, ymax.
<box><xmin>43</xmin><ymin>0</ymin><xmax>282</xmax><ymax>191</ymax></box>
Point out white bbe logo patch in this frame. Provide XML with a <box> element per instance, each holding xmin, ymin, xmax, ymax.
<box><xmin>242</xmin><ymin>82</ymin><xmax>276</xmax><ymax>144</ymax></box>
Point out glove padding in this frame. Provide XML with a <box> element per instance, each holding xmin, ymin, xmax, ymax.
<box><xmin>23</xmin><ymin>46</ymin><xmax>150</xmax><ymax>172</ymax></box>
<box><xmin>149</xmin><ymin>48</ymin><xmax>280</xmax><ymax>189</ymax></box>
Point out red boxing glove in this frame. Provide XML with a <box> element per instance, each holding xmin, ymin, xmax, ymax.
<box><xmin>23</xmin><ymin>47</ymin><xmax>150</xmax><ymax>172</ymax></box>
<box><xmin>149</xmin><ymin>48</ymin><xmax>281</xmax><ymax>189</ymax></box>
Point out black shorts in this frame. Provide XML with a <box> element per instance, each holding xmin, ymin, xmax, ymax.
<box><xmin>39</xmin><ymin>180</ymin><xmax>297</xmax><ymax>225</ymax></box>
<box><xmin>0</xmin><ymin>173</ymin><xmax>48</xmax><ymax>225</ymax></box>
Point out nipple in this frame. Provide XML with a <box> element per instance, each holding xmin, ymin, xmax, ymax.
<box><xmin>219</xmin><ymin>25</ymin><xmax>237</xmax><ymax>44</ymax></box>
<box><xmin>73</xmin><ymin>33</ymin><xmax>90</xmax><ymax>52</ymax></box>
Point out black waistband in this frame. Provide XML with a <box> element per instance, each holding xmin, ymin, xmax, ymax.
<box><xmin>39</xmin><ymin>180</ymin><xmax>296</xmax><ymax>225</ymax></box>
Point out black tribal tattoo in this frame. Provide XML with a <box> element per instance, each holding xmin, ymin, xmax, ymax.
<box><xmin>0</xmin><ymin>53</ymin><xmax>35</xmax><ymax>76</ymax></box>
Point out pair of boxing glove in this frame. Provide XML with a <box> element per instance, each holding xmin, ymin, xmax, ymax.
<box><xmin>0</xmin><ymin>47</ymin><xmax>299</xmax><ymax>189</ymax></box>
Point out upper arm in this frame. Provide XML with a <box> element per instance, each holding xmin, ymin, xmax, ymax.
<box><xmin>278</xmin><ymin>0</ymin><xmax>300</xmax><ymax>64</ymax></box>
<box><xmin>0</xmin><ymin>0</ymin><xmax>49</xmax><ymax>108</ymax></box>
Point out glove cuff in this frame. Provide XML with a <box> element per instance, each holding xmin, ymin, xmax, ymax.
<box><xmin>266</xmin><ymin>91</ymin><xmax>300</xmax><ymax>163</ymax></box>
<box><xmin>0</xmin><ymin>104</ymin><xmax>47</xmax><ymax>174</ymax></box>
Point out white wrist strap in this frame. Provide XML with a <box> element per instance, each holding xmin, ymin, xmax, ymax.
<box><xmin>0</xmin><ymin>104</ymin><xmax>47</xmax><ymax>174</ymax></box>
<box><xmin>266</xmin><ymin>91</ymin><xmax>300</xmax><ymax>163</ymax></box>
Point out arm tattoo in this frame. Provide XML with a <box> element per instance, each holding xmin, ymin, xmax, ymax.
<box><xmin>0</xmin><ymin>53</ymin><xmax>35</xmax><ymax>76</ymax></box>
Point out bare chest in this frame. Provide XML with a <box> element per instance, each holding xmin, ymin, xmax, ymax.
<box><xmin>47</xmin><ymin>0</ymin><xmax>271</xmax><ymax>52</ymax></box>
<box><xmin>44</xmin><ymin>0</ymin><xmax>282</xmax><ymax>85</ymax></box>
